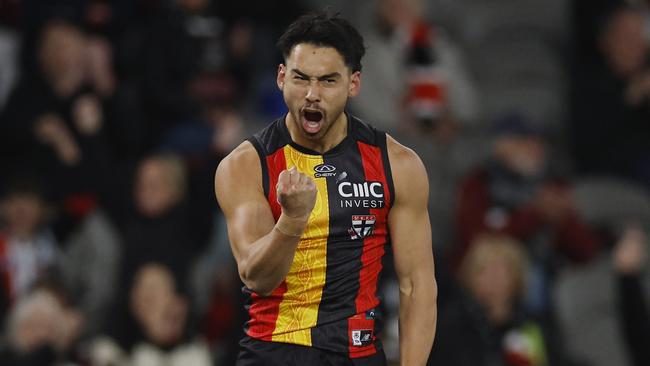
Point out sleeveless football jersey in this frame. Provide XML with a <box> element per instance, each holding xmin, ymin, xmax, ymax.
<box><xmin>245</xmin><ymin>114</ymin><xmax>395</xmax><ymax>358</ymax></box>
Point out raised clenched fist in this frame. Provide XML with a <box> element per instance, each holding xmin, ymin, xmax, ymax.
<box><xmin>276</xmin><ymin>167</ymin><xmax>317</xmax><ymax>221</ymax></box>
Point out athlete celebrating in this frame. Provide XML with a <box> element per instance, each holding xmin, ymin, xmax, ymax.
<box><xmin>215</xmin><ymin>12</ymin><xmax>437</xmax><ymax>366</ymax></box>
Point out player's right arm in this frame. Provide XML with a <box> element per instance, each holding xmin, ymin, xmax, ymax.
<box><xmin>215</xmin><ymin>141</ymin><xmax>317</xmax><ymax>296</ymax></box>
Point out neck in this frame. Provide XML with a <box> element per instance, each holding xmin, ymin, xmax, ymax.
<box><xmin>285</xmin><ymin>112</ymin><xmax>348</xmax><ymax>154</ymax></box>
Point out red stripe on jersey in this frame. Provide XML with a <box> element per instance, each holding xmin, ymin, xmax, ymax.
<box><xmin>349</xmin><ymin>141</ymin><xmax>392</xmax><ymax>357</ymax></box>
<box><xmin>266</xmin><ymin>147</ymin><xmax>286</xmax><ymax>221</ymax></box>
<box><xmin>246</xmin><ymin>282</ymin><xmax>287</xmax><ymax>340</ymax></box>
<box><xmin>246</xmin><ymin>147</ymin><xmax>287</xmax><ymax>340</ymax></box>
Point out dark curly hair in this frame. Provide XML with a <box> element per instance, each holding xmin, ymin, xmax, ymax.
<box><xmin>277</xmin><ymin>11</ymin><xmax>366</xmax><ymax>73</ymax></box>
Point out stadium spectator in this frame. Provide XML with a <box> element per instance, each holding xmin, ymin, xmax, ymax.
<box><xmin>90</xmin><ymin>263</ymin><xmax>211</xmax><ymax>366</ymax></box>
<box><xmin>0</xmin><ymin>180</ymin><xmax>61</xmax><ymax>316</ymax></box>
<box><xmin>571</xmin><ymin>4</ymin><xmax>650</xmax><ymax>187</ymax></box>
<box><xmin>0</xmin><ymin>287</ymin><xmax>83</xmax><ymax>366</ymax></box>
<box><xmin>429</xmin><ymin>235</ymin><xmax>561</xmax><ymax>366</ymax></box>
<box><xmin>116</xmin><ymin>154</ymin><xmax>199</xmax><ymax>295</ymax></box>
<box><xmin>140</xmin><ymin>0</ymin><xmax>246</xmax><ymax>237</ymax></box>
<box><xmin>60</xmin><ymin>208</ymin><xmax>120</xmax><ymax>339</ymax></box>
<box><xmin>452</xmin><ymin>114</ymin><xmax>600</xmax><ymax>315</ymax></box>
<box><xmin>140</xmin><ymin>0</ymin><xmax>247</xmax><ymax>149</ymax></box>
<box><xmin>0</xmin><ymin>19</ymin><xmax>114</xmax><ymax>241</ymax></box>
<box><xmin>351</xmin><ymin>0</ymin><xmax>478</xmax><ymax>139</ymax></box>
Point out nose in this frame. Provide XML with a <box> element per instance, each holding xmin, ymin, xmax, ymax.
<box><xmin>305</xmin><ymin>84</ymin><xmax>321</xmax><ymax>103</ymax></box>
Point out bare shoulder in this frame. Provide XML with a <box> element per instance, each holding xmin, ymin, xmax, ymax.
<box><xmin>386</xmin><ymin>134</ymin><xmax>429</xmax><ymax>204</ymax></box>
<box><xmin>216</xmin><ymin>140</ymin><xmax>261</xmax><ymax>183</ymax></box>
<box><xmin>215</xmin><ymin>141</ymin><xmax>263</xmax><ymax>209</ymax></box>
<box><xmin>216</xmin><ymin>140</ymin><xmax>259</xmax><ymax>175</ymax></box>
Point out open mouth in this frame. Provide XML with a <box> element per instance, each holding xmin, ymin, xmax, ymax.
<box><xmin>302</xmin><ymin>109</ymin><xmax>324</xmax><ymax>134</ymax></box>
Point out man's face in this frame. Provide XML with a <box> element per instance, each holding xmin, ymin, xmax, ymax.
<box><xmin>601</xmin><ymin>9</ymin><xmax>647</xmax><ymax>77</ymax></box>
<box><xmin>39</xmin><ymin>22</ymin><xmax>86</xmax><ymax>79</ymax></box>
<box><xmin>2</xmin><ymin>193</ymin><xmax>44</xmax><ymax>238</ymax></box>
<box><xmin>494</xmin><ymin>135</ymin><xmax>546</xmax><ymax>178</ymax></box>
<box><xmin>277</xmin><ymin>43</ymin><xmax>360</xmax><ymax>141</ymax></box>
<box><xmin>134</xmin><ymin>159</ymin><xmax>179</xmax><ymax>217</ymax></box>
<box><xmin>468</xmin><ymin>254</ymin><xmax>518</xmax><ymax>311</ymax></box>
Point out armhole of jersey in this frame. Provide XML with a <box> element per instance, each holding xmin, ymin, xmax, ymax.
<box><xmin>378</xmin><ymin>131</ymin><xmax>396</xmax><ymax>208</ymax></box>
<box><xmin>247</xmin><ymin>137</ymin><xmax>270</xmax><ymax>198</ymax></box>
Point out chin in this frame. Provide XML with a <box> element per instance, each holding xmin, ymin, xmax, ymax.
<box><xmin>299</xmin><ymin>128</ymin><xmax>325</xmax><ymax>139</ymax></box>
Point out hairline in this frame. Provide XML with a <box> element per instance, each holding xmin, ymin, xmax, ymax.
<box><xmin>282</xmin><ymin>42</ymin><xmax>356</xmax><ymax>74</ymax></box>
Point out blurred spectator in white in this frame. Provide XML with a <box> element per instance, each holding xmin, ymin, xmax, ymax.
<box><xmin>60</xmin><ymin>208</ymin><xmax>120</xmax><ymax>339</ymax></box>
<box><xmin>350</xmin><ymin>0</ymin><xmax>478</xmax><ymax>140</ymax></box>
<box><xmin>452</xmin><ymin>114</ymin><xmax>600</xmax><ymax>316</ymax></box>
<box><xmin>91</xmin><ymin>263</ymin><xmax>211</xmax><ymax>366</ymax></box>
<box><xmin>613</xmin><ymin>225</ymin><xmax>650</xmax><ymax>366</ymax></box>
<box><xmin>0</xmin><ymin>287</ymin><xmax>83</xmax><ymax>366</ymax></box>
<box><xmin>429</xmin><ymin>235</ymin><xmax>573</xmax><ymax>366</ymax></box>
<box><xmin>0</xmin><ymin>180</ymin><xmax>61</xmax><ymax>312</ymax></box>
<box><xmin>571</xmin><ymin>4</ymin><xmax>650</xmax><ymax>187</ymax></box>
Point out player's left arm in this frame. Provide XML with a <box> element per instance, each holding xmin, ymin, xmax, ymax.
<box><xmin>387</xmin><ymin>135</ymin><xmax>437</xmax><ymax>366</ymax></box>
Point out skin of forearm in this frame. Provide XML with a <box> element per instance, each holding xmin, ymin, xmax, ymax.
<box><xmin>399</xmin><ymin>277</ymin><xmax>438</xmax><ymax>366</ymax></box>
<box><xmin>239</xmin><ymin>213</ymin><xmax>307</xmax><ymax>296</ymax></box>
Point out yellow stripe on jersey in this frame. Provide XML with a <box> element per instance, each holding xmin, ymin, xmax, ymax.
<box><xmin>272</xmin><ymin>146</ymin><xmax>330</xmax><ymax>346</ymax></box>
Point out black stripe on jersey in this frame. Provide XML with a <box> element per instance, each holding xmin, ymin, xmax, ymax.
<box><xmin>251</xmin><ymin>118</ymin><xmax>290</xmax><ymax>156</ymax></box>
<box><xmin>247</xmin><ymin>137</ymin><xmax>270</xmax><ymax>198</ymax></box>
<box><xmin>349</xmin><ymin>115</ymin><xmax>395</xmax><ymax>207</ymax></box>
<box><xmin>311</xmin><ymin>142</ymin><xmax>369</xmax><ymax>349</ymax></box>
<box><xmin>349</xmin><ymin>115</ymin><xmax>378</xmax><ymax>145</ymax></box>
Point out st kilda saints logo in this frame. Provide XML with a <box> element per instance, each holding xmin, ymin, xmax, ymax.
<box><xmin>313</xmin><ymin>164</ymin><xmax>337</xmax><ymax>178</ymax></box>
<box><xmin>348</xmin><ymin>215</ymin><xmax>376</xmax><ymax>240</ymax></box>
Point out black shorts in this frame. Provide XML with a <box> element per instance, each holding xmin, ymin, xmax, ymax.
<box><xmin>236</xmin><ymin>336</ymin><xmax>388</xmax><ymax>366</ymax></box>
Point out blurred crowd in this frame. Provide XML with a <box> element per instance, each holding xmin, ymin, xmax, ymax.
<box><xmin>0</xmin><ymin>0</ymin><xmax>648</xmax><ymax>365</ymax></box>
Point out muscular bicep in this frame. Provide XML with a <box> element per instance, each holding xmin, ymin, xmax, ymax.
<box><xmin>215</xmin><ymin>143</ymin><xmax>275</xmax><ymax>264</ymax></box>
<box><xmin>390</xmin><ymin>196</ymin><xmax>434</xmax><ymax>286</ymax></box>
<box><xmin>386</xmin><ymin>136</ymin><xmax>437</xmax><ymax>365</ymax></box>
<box><xmin>387</xmin><ymin>138</ymin><xmax>435</xmax><ymax>289</ymax></box>
<box><xmin>223</xmin><ymin>199</ymin><xmax>276</xmax><ymax>263</ymax></box>
<box><xmin>389</xmin><ymin>184</ymin><xmax>435</xmax><ymax>290</ymax></box>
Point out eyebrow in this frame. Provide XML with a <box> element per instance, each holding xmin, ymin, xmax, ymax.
<box><xmin>292</xmin><ymin>69</ymin><xmax>341</xmax><ymax>80</ymax></box>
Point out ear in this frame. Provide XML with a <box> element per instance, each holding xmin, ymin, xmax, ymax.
<box><xmin>348</xmin><ymin>71</ymin><xmax>361</xmax><ymax>97</ymax></box>
<box><xmin>277</xmin><ymin>64</ymin><xmax>286</xmax><ymax>90</ymax></box>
